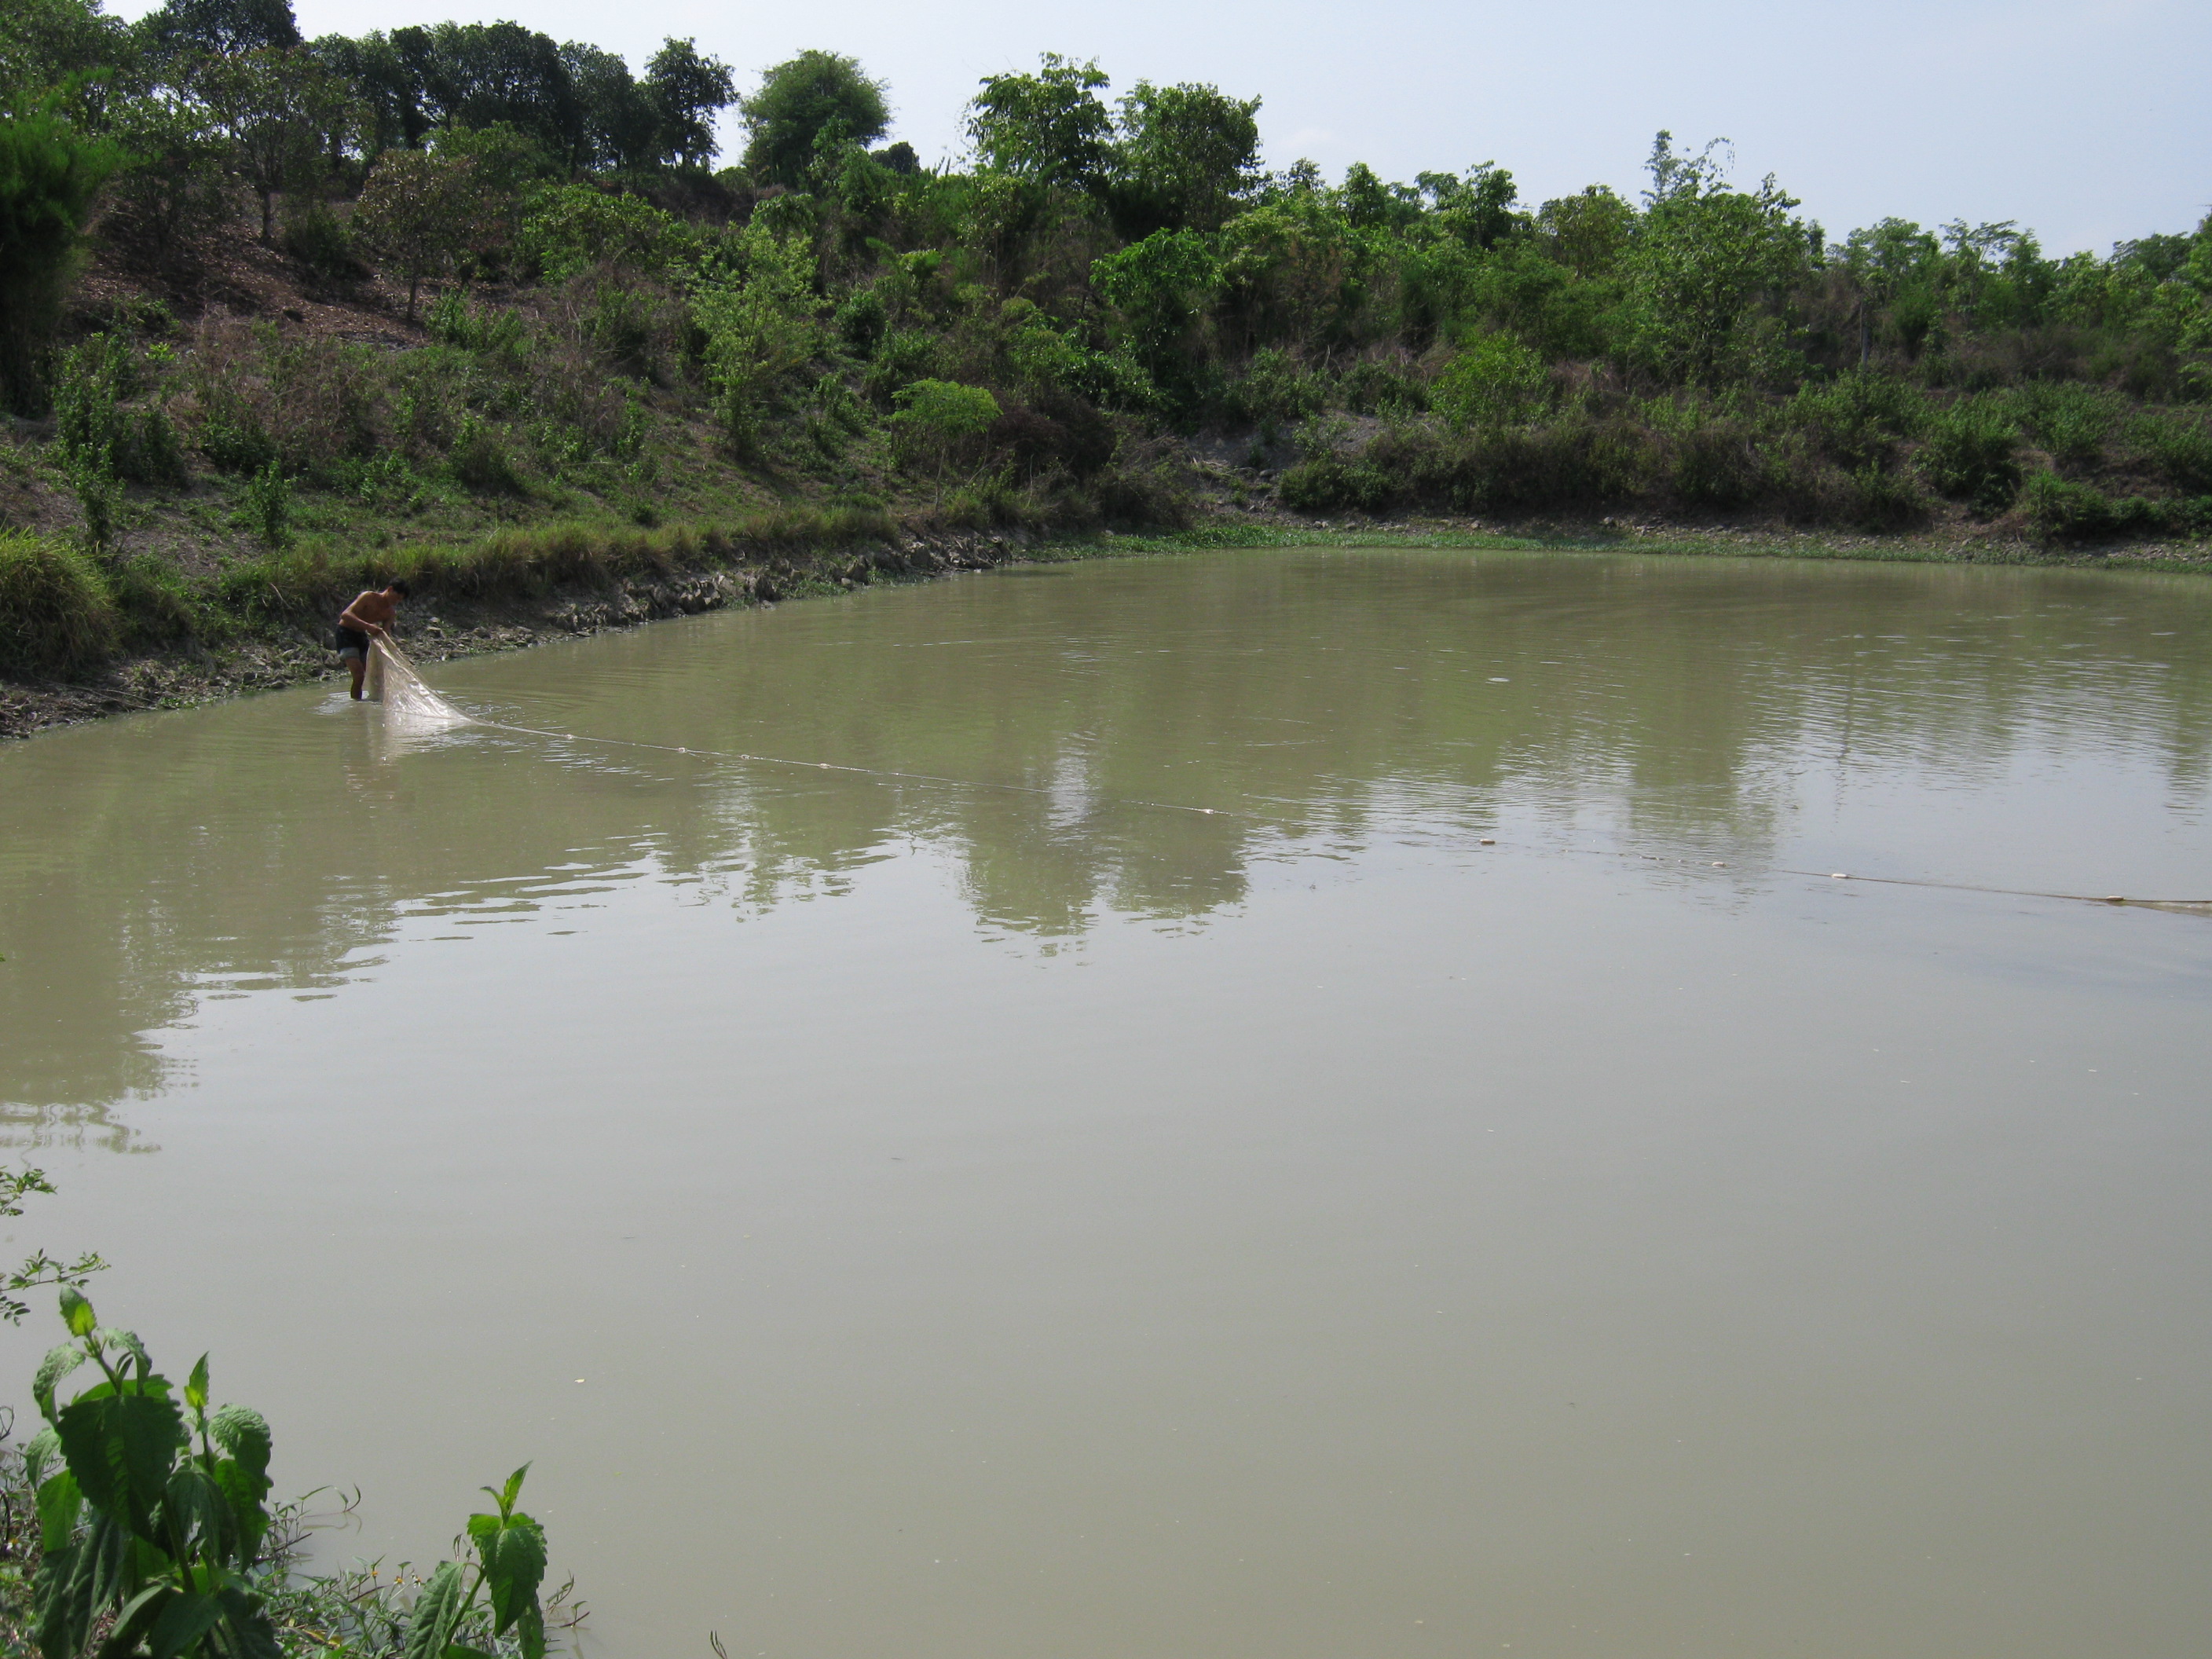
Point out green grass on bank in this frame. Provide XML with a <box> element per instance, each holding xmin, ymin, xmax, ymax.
<box><xmin>8</xmin><ymin>510</ymin><xmax>2210</xmax><ymax>687</ymax></box>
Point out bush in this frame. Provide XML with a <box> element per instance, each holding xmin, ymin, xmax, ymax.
<box><xmin>1433</xmin><ymin>333</ymin><xmax>1548</xmax><ymax>430</ymax></box>
<box><xmin>2012</xmin><ymin>381</ymin><xmax>2122</xmax><ymax>471</ymax></box>
<box><xmin>280</xmin><ymin>201</ymin><xmax>368</xmax><ymax>282</ymax></box>
<box><xmin>0</xmin><ymin>531</ymin><xmax>117</xmax><ymax>676</ymax></box>
<box><xmin>1789</xmin><ymin>370</ymin><xmax>1928</xmax><ymax>469</ymax></box>
<box><xmin>240</xmin><ymin>459</ymin><xmax>292</xmax><ymax>548</ymax></box>
<box><xmin>1920</xmin><ymin>398</ymin><xmax>2023</xmax><ymax>513</ymax></box>
<box><xmin>1845</xmin><ymin>463</ymin><xmax>1932</xmax><ymax>530</ymax></box>
<box><xmin>450</xmin><ymin>417</ymin><xmax>528</xmax><ymax>494</ymax></box>
<box><xmin>1280</xmin><ymin>453</ymin><xmax>1395</xmax><ymax>513</ymax></box>
<box><xmin>2022</xmin><ymin>472</ymin><xmax>2168</xmax><ymax>541</ymax></box>
<box><xmin>1231</xmin><ymin>347</ymin><xmax>1327</xmax><ymax>433</ymax></box>
<box><xmin>1666</xmin><ymin>419</ymin><xmax>1763</xmax><ymax>508</ymax></box>
<box><xmin>2132</xmin><ymin>412</ymin><xmax>2212</xmax><ymax>495</ymax></box>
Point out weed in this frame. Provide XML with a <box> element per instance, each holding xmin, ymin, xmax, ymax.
<box><xmin>1920</xmin><ymin>397</ymin><xmax>2023</xmax><ymax>513</ymax></box>
<box><xmin>0</xmin><ymin>531</ymin><xmax>118</xmax><ymax>676</ymax></box>
<box><xmin>240</xmin><ymin>460</ymin><xmax>293</xmax><ymax>549</ymax></box>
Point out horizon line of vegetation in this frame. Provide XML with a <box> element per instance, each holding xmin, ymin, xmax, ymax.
<box><xmin>2</xmin><ymin>0</ymin><xmax>2210</xmax><ymax>679</ymax></box>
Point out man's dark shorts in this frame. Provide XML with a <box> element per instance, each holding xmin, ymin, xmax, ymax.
<box><xmin>335</xmin><ymin>625</ymin><xmax>370</xmax><ymax>661</ymax></box>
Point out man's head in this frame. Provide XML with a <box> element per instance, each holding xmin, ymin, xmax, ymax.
<box><xmin>386</xmin><ymin>580</ymin><xmax>411</xmax><ymax>600</ymax></box>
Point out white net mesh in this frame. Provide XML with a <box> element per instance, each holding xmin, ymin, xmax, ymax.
<box><xmin>368</xmin><ymin>635</ymin><xmax>471</xmax><ymax>733</ymax></box>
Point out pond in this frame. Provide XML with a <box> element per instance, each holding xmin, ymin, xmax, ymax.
<box><xmin>3</xmin><ymin>546</ymin><xmax>2209</xmax><ymax>1657</ymax></box>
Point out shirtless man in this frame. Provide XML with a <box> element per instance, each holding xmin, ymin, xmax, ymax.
<box><xmin>335</xmin><ymin>580</ymin><xmax>409</xmax><ymax>699</ymax></box>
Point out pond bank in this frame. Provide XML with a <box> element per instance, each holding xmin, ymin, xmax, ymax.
<box><xmin>3</xmin><ymin>515</ymin><xmax>2207</xmax><ymax>742</ymax></box>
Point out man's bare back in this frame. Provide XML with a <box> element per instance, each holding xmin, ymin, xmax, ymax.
<box><xmin>335</xmin><ymin>581</ymin><xmax>408</xmax><ymax>699</ymax></box>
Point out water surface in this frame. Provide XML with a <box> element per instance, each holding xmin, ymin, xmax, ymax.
<box><xmin>2</xmin><ymin>547</ymin><xmax>2208</xmax><ymax>1657</ymax></box>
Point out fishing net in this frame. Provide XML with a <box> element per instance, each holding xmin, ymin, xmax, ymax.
<box><xmin>367</xmin><ymin>635</ymin><xmax>471</xmax><ymax>732</ymax></box>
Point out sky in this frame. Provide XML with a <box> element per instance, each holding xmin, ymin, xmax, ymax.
<box><xmin>106</xmin><ymin>0</ymin><xmax>2212</xmax><ymax>255</ymax></box>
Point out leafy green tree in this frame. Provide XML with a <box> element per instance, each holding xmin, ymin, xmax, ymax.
<box><xmin>1108</xmin><ymin>79</ymin><xmax>1260</xmax><ymax>236</ymax></box>
<box><xmin>311</xmin><ymin>29</ymin><xmax>424</xmax><ymax>152</ymax></box>
<box><xmin>890</xmin><ymin>377</ymin><xmax>1001</xmax><ymax>489</ymax></box>
<box><xmin>1434</xmin><ymin>332</ymin><xmax>1550</xmax><ymax>428</ymax></box>
<box><xmin>143</xmin><ymin>0</ymin><xmax>298</xmax><ymax>60</ymax></box>
<box><xmin>195</xmin><ymin>46</ymin><xmax>345</xmax><ymax>243</ymax></box>
<box><xmin>1625</xmin><ymin>133</ymin><xmax>1811</xmax><ymax>382</ymax></box>
<box><xmin>738</xmin><ymin>49</ymin><xmax>888</xmax><ymax>189</ymax></box>
<box><xmin>0</xmin><ymin>95</ymin><xmax>123</xmax><ymax>413</ymax></box>
<box><xmin>410</xmin><ymin>20</ymin><xmax>580</xmax><ymax>160</ymax></box>
<box><xmin>92</xmin><ymin>90</ymin><xmax>228</xmax><ymax>269</ymax></box>
<box><xmin>353</xmin><ymin>146</ymin><xmax>479</xmax><ymax>320</ymax></box>
<box><xmin>966</xmin><ymin>53</ymin><xmax>1112</xmax><ymax>194</ymax></box>
<box><xmin>1536</xmin><ymin>185</ymin><xmax>1635</xmax><ymax>277</ymax></box>
<box><xmin>561</xmin><ymin>40</ymin><xmax>657</xmax><ymax>172</ymax></box>
<box><xmin>1418</xmin><ymin>163</ymin><xmax>1521</xmax><ymax>251</ymax></box>
<box><xmin>0</xmin><ymin>0</ymin><xmax>143</xmax><ymax>128</ymax></box>
<box><xmin>645</xmin><ymin>36</ymin><xmax>734</xmax><ymax>170</ymax></box>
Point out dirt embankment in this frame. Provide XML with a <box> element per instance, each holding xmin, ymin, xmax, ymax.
<box><xmin>0</xmin><ymin>532</ymin><xmax>1034</xmax><ymax>741</ymax></box>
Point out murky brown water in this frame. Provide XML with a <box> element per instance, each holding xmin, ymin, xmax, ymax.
<box><xmin>4</xmin><ymin>547</ymin><xmax>2210</xmax><ymax>1657</ymax></box>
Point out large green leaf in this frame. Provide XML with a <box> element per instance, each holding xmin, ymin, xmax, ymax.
<box><xmin>146</xmin><ymin>1589</ymin><xmax>222</xmax><ymax>1659</ymax></box>
<box><xmin>467</xmin><ymin>1509</ymin><xmax>547</xmax><ymax>1638</ymax></box>
<box><xmin>214</xmin><ymin>1587</ymin><xmax>284</xmax><ymax>1659</ymax></box>
<box><xmin>34</xmin><ymin>1344</ymin><xmax>86</xmax><ymax>1422</ymax></box>
<box><xmin>184</xmin><ymin>1356</ymin><xmax>209</xmax><ymax>1415</ymax></box>
<box><xmin>207</xmin><ymin>1404</ymin><xmax>270</xmax><ymax>1494</ymax></box>
<box><xmin>93</xmin><ymin>1582</ymin><xmax>171</xmax><ymax>1659</ymax></box>
<box><xmin>22</xmin><ymin>1426</ymin><xmax>61</xmax><ymax>1488</ymax></box>
<box><xmin>211</xmin><ymin>1459</ymin><xmax>270</xmax><ymax>1563</ymax></box>
<box><xmin>163</xmin><ymin>1464</ymin><xmax>235</xmax><ymax>1563</ymax></box>
<box><xmin>401</xmin><ymin>1561</ymin><xmax>470</xmax><ymax>1659</ymax></box>
<box><xmin>33</xmin><ymin>1542</ymin><xmax>90</xmax><ymax>1659</ymax></box>
<box><xmin>34</xmin><ymin>1470</ymin><xmax>82</xmax><ymax>1554</ymax></box>
<box><xmin>58</xmin><ymin>1286</ymin><xmax>95</xmax><ymax>1337</ymax></box>
<box><xmin>57</xmin><ymin>1390</ymin><xmax>185</xmax><ymax>1533</ymax></box>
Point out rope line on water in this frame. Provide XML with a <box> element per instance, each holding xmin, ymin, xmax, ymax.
<box><xmin>450</xmin><ymin>714</ymin><xmax>2210</xmax><ymax>919</ymax></box>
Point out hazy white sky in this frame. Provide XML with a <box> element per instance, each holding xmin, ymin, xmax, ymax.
<box><xmin>109</xmin><ymin>0</ymin><xmax>2210</xmax><ymax>255</ymax></box>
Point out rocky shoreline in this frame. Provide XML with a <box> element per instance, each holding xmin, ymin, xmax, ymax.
<box><xmin>5</xmin><ymin>519</ymin><xmax>2209</xmax><ymax>742</ymax></box>
<box><xmin>0</xmin><ymin>531</ymin><xmax>1032</xmax><ymax>742</ymax></box>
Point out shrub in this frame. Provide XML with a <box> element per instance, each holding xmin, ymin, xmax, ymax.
<box><xmin>2022</xmin><ymin>472</ymin><xmax>2166</xmax><ymax>541</ymax></box>
<box><xmin>1231</xmin><ymin>348</ymin><xmax>1327</xmax><ymax>434</ymax></box>
<box><xmin>1666</xmin><ymin>419</ymin><xmax>1763</xmax><ymax>508</ymax></box>
<box><xmin>195</xmin><ymin>379</ymin><xmax>279</xmax><ymax>474</ymax></box>
<box><xmin>280</xmin><ymin>200</ymin><xmax>368</xmax><ymax>282</ymax></box>
<box><xmin>1789</xmin><ymin>370</ymin><xmax>1928</xmax><ymax>469</ymax></box>
<box><xmin>0</xmin><ymin>531</ymin><xmax>117</xmax><ymax>676</ymax></box>
<box><xmin>889</xmin><ymin>379</ymin><xmax>1002</xmax><ymax>479</ymax></box>
<box><xmin>2131</xmin><ymin>412</ymin><xmax>2212</xmax><ymax>495</ymax></box>
<box><xmin>112</xmin><ymin>552</ymin><xmax>208</xmax><ymax>645</ymax></box>
<box><xmin>519</xmin><ymin>184</ymin><xmax>687</xmax><ymax>282</ymax></box>
<box><xmin>1920</xmin><ymin>398</ymin><xmax>2023</xmax><ymax>513</ymax></box>
<box><xmin>0</xmin><ymin>101</ymin><xmax>124</xmax><ymax>413</ymax></box>
<box><xmin>240</xmin><ymin>458</ymin><xmax>292</xmax><ymax>548</ymax></box>
<box><xmin>2012</xmin><ymin>380</ymin><xmax>2123</xmax><ymax>471</ymax></box>
<box><xmin>450</xmin><ymin>417</ymin><xmax>529</xmax><ymax>494</ymax></box>
<box><xmin>1433</xmin><ymin>332</ymin><xmax>1549</xmax><ymax>430</ymax></box>
<box><xmin>1845</xmin><ymin>463</ymin><xmax>1932</xmax><ymax>530</ymax></box>
<box><xmin>1280</xmin><ymin>454</ymin><xmax>1395</xmax><ymax>513</ymax></box>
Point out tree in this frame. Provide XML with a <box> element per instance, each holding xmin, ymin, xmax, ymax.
<box><xmin>966</xmin><ymin>53</ymin><xmax>1111</xmax><ymax>194</ymax></box>
<box><xmin>562</xmin><ymin>40</ymin><xmax>657</xmax><ymax>172</ymax></box>
<box><xmin>352</xmin><ymin>146</ymin><xmax>478</xmax><ymax>320</ymax></box>
<box><xmin>890</xmin><ymin>378</ymin><xmax>1001</xmax><ymax>491</ymax></box>
<box><xmin>0</xmin><ymin>96</ymin><xmax>123</xmax><ymax>413</ymax></box>
<box><xmin>311</xmin><ymin>30</ymin><xmax>422</xmax><ymax>155</ymax></box>
<box><xmin>97</xmin><ymin>90</ymin><xmax>229</xmax><ymax>269</ymax></box>
<box><xmin>196</xmin><ymin>46</ymin><xmax>343</xmax><ymax>243</ymax></box>
<box><xmin>0</xmin><ymin>0</ymin><xmax>145</xmax><ymax>129</ymax></box>
<box><xmin>143</xmin><ymin>0</ymin><xmax>298</xmax><ymax>59</ymax></box>
<box><xmin>645</xmin><ymin>36</ymin><xmax>734</xmax><ymax>170</ymax></box>
<box><xmin>1108</xmin><ymin>79</ymin><xmax>1260</xmax><ymax>236</ymax></box>
<box><xmin>410</xmin><ymin>20</ymin><xmax>580</xmax><ymax>160</ymax></box>
<box><xmin>738</xmin><ymin>49</ymin><xmax>888</xmax><ymax>189</ymax></box>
